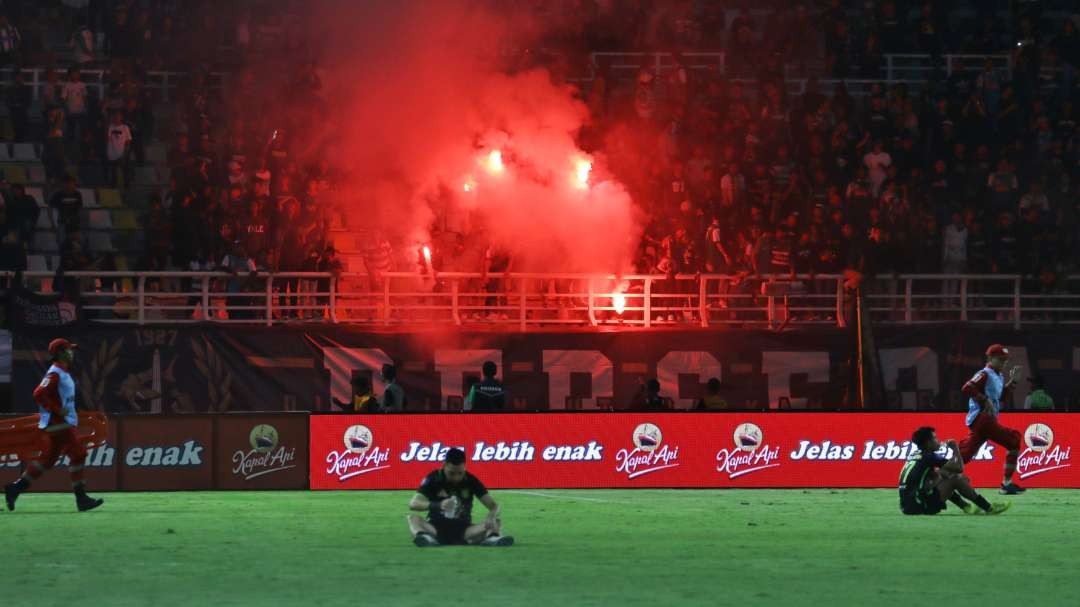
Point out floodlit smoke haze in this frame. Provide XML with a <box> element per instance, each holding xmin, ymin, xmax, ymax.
<box><xmin>303</xmin><ymin>0</ymin><xmax>640</xmax><ymax>273</ymax></box>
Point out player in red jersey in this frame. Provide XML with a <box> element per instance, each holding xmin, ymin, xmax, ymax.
<box><xmin>958</xmin><ymin>344</ymin><xmax>1026</xmax><ymax>495</ymax></box>
<box><xmin>4</xmin><ymin>339</ymin><xmax>104</xmax><ymax>512</ymax></box>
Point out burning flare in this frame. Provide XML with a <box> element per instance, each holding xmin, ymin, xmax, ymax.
<box><xmin>575</xmin><ymin>158</ymin><xmax>592</xmax><ymax>189</ymax></box>
<box><xmin>485</xmin><ymin>149</ymin><xmax>504</xmax><ymax>174</ymax></box>
<box><xmin>613</xmin><ymin>293</ymin><xmax>626</xmax><ymax>315</ymax></box>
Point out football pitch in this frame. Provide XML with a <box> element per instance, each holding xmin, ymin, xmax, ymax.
<box><xmin>4</xmin><ymin>489</ymin><xmax>1079</xmax><ymax>607</ymax></box>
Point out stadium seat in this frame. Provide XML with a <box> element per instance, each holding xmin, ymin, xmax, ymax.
<box><xmin>48</xmin><ymin>255</ymin><xmax>61</xmax><ymax>271</ymax></box>
<box><xmin>88</xmin><ymin>209</ymin><xmax>113</xmax><ymax>230</ymax></box>
<box><xmin>78</xmin><ymin>188</ymin><xmax>99</xmax><ymax>208</ymax></box>
<box><xmin>0</xmin><ymin>144</ymin><xmax>10</xmax><ymax>162</ymax></box>
<box><xmin>78</xmin><ymin>164</ymin><xmax>106</xmax><ymax>187</ymax></box>
<box><xmin>112</xmin><ymin>209</ymin><xmax>139</xmax><ymax>230</ymax></box>
<box><xmin>115</xmin><ymin>255</ymin><xmax>130</xmax><ymax>271</ymax></box>
<box><xmin>1</xmin><ymin>164</ymin><xmax>28</xmax><ymax>184</ymax></box>
<box><xmin>26</xmin><ymin>186</ymin><xmax>45</xmax><ymax>207</ymax></box>
<box><xmin>146</xmin><ymin>145</ymin><xmax>167</xmax><ymax>165</ymax></box>
<box><xmin>27</xmin><ymin>164</ymin><xmax>46</xmax><ymax>184</ymax></box>
<box><xmin>88</xmin><ymin>232</ymin><xmax>114</xmax><ymax>252</ymax></box>
<box><xmin>98</xmin><ymin>188</ymin><xmax>122</xmax><ymax>208</ymax></box>
<box><xmin>135</xmin><ymin>167</ymin><xmax>159</xmax><ymax>185</ymax></box>
<box><xmin>27</xmin><ymin>254</ymin><xmax>48</xmax><ymax>272</ymax></box>
<box><xmin>12</xmin><ymin>143</ymin><xmax>39</xmax><ymax>162</ymax></box>
<box><xmin>32</xmin><ymin>231</ymin><xmax>59</xmax><ymax>253</ymax></box>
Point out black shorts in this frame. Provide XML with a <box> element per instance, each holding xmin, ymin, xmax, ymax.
<box><xmin>901</xmin><ymin>491</ymin><xmax>947</xmax><ymax>515</ymax></box>
<box><xmin>432</xmin><ymin>518</ymin><xmax>471</xmax><ymax>545</ymax></box>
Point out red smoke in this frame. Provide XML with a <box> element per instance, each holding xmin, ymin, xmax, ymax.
<box><xmin>303</xmin><ymin>0</ymin><xmax>641</xmax><ymax>273</ymax></box>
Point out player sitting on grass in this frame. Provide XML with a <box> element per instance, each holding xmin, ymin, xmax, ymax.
<box><xmin>407</xmin><ymin>447</ymin><xmax>514</xmax><ymax>547</ymax></box>
<box><xmin>899</xmin><ymin>426</ymin><xmax>1010</xmax><ymax>516</ymax></box>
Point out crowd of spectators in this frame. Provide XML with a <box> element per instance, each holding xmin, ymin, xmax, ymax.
<box><xmin>2</xmin><ymin>1</ymin><xmax>1080</xmax><ymax>314</ymax></box>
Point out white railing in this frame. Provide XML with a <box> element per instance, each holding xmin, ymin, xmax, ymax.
<box><xmin>8</xmin><ymin>271</ymin><xmax>1080</xmax><ymax>329</ymax></box>
<box><xmin>584</xmin><ymin>52</ymin><xmax>1017</xmax><ymax>97</ymax></box>
<box><xmin>0</xmin><ymin>67</ymin><xmax>227</xmax><ymax>103</ymax></box>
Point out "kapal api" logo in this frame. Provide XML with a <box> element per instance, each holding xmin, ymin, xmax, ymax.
<box><xmin>232</xmin><ymin>424</ymin><xmax>298</xmax><ymax>481</ymax></box>
<box><xmin>715</xmin><ymin>422</ymin><xmax>781</xmax><ymax>479</ymax></box>
<box><xmin>326</xmin><ymin>424</ymin><xmax>391</xmax><ymax>481</ymax></box>
<box><xmin>1018</xmin><ymin>423</ymin><xmax>1071</xmax><ymax>479</ymax></box>
<box><xmin>615</xmin><ymin>423</ymin><xmax>680</xmax><ymax>479</ymax></box>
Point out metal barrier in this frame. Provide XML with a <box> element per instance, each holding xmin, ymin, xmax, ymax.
<box><xmin>9</xmin><ymin>271</ymin><xmax>1080</xmax><ymax>329</ymax></box>
<box><xmin>0</xmin><ymin>67</ymin><xmax>227</xmax><ymax>103</ymax></box>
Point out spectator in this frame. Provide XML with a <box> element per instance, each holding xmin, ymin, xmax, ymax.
<box><xmin>6</xmin><ymin>184</ymin><xmax>39</xmax><ymax>244</ymax></box>
<box><xmin>465</xmin><ymin>361</ymin><xmax>506</xmax><ymax>412</ymax></box>
<box><xmin>1024</xmin><ymin>376</ymin><xmax>1054</xmax><ymax>411</ymax></box>
<box><xmin>1018</xmin><ymin>181</ymin><xmax>1050</xmax><ymax>215</ymax></box>
<box><xmin>71</xmin><ymin>20</ymin><xmax>95</xmax><ymax>64</ymax></box>
<box><xmin>49</xmin><ymin>176</ymin><xmax>83</xmax><ymax>243</ymax></box>
<box><xmin>694</xmin><ymin>377</ymin><xmax>728</xmax><ymax>410</ymax></box>
<box><xmin>0</xmin><ymin>14</ymin><xmax>21</xmax><ymax>66</ymax></box>
<box><xmin>6</xmin><ymin>71</ymin><xmax>30</xmax><ymax>142</ymax></box>
<box><xmin>334</xmin><ymin>376</ymin><xmax>379</xmax><ymax>413</ymax></box>
<box><xmin>380</xmin><ymin>364</ymin><xmax>406</xmax><ymax>412</ymax></box>
<box><xmin>61</xmin><ymin>67</ymin><xmax>88</xmax><ymax>145</ymax></box>
<box><xmin>631</xmin><ymin>378</ymin><xmax>668</xmax><ymax>410</ymax></box>
<box><xmin>105</xmin><ymin>111</ymin><xmax>133</xmax><ymax>188</ymax></box>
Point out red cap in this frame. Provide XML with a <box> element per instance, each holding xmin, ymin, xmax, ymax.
<box><xmin>985</xmin><ymin>344</ymin><xmax>1009</xmax><ymax>358</ymax></box>
<box><xmin>48</xmin><ymin>338</ymin><xmax>78</xmax><ymax>356</ymax></box>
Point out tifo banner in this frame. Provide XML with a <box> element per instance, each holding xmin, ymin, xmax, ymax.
<box><xmin>7</xmin><ymin>326</ymin><xmax>1080</xmax><ymax>413</ymax></box>
<box><xmin>0</xmin><ymin>414</ymin><xmax>308</xmax><ymax>492</ymax></box>
<box><xmin>310</xmin><ymin>413</ymin><xmax>1078</xmax><ymax>489</ymax></box>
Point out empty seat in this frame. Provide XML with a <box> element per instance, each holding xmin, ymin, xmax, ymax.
<box><xmin>146</xmin><ymin>145</ymin><xmax>167</xmax><ymax>164</ymax></box>
<box><xmin>134</xmin><ymin>166</ymin><xmax>159</xmax><ymax>185</ymax></box>
<box><xmin>97</xmin><ymin>188</ymin><xmax>122</xmax><ymax>208</ymax></box>
<box><xmin>12</xmin><ymin>143</ymin><xmax>39</xmax><ymax>161</ymax></box>
<box><xmin>88</xmin><ymin>209</ymin><xmax>112</xmax><ymax>230</ymax></box>
<box><xmin>32</xmin><ymin>231</ymin><xmax>59</xmax><ymax>253</ymax></box>
<box><xmin>48</xmin><ymin>255</ymin><xmax>61</xmax><ymax>271</ymax></box>
<box><xmin>78</xmin><ymin>188</ymin><xmax>98</xmax><ymax>208</ymax></box>
<box><xmin>27</xmin><ymin>254</ymin><xmax>48</xmax><ymax>272</ymax></box>
<box><xmin>88</xmin><ymin>232</ymin><xmax>114</xmax><ymax>252</ymax></box>
<box><xmin>1</xmin><ymin>165</ymin><xmax>28</xmax><ymax>184</ymax></box>
<box><xmin>0</xmin><ymin>144</ymin><xmax>10</xmax><ymax>161</ymax></box>
<box><xmin>115</xmin><ymin>255</ymin><xmax>130</xmax><ymax>271</ymax></box>
<box><xmin>112</xmin><ymin>209</ymin><xmax>139</xmax><ymax>230</ymax></box>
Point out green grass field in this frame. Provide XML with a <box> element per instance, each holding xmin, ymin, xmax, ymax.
<box><xmin>4</xmin><ymin>489</ymin><xmax>1079</xmax><ymax>606</ymax></box>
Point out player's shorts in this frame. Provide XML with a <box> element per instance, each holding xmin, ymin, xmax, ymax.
<box><xmin>38</xmin><ymin>426</ymin><xmax>87</xmax><ymax>465</ymax></box>
<box><xmin>959</xmin><ymin>413</ymin><xmax>1022</xmax><ymax>463</ymax></box>
<box><xmin>431</xmin><ymin>518</ymin><xmax>471</xmax><ymax>545</ymax></box>
<box><xmin>901</xmin><ymin>491</ymin><xmax>947</xmax><ymax>515</ymax></box>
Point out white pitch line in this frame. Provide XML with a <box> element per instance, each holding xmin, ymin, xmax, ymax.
<box><xmin>504</xmin><ymin>490</ymin><xmax>614</xmax><ymax>503</ymax></box>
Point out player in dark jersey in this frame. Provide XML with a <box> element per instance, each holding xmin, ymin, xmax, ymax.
<box><xmin>899</xmin><ymin>426</ymin><xmax>1010</xmax><ymax>516</ymax></box>
<box><xmin>407</xmin><ymin>447</ymin><xmax>514</xmax><ymax>547</ymax></box>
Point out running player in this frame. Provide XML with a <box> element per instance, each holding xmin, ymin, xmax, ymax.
<box><xmin>959</xmin><ymin>344</ymin><xmax>1026</xmax><ymax>495</ymax></box>
<box><xmin>900</xmin><ymin>426</ymin><xmax>1009</xmax><ymax>516</ymax></box>
<box><xmin>4</xmin><ymin>339</ymin><xmax>104</xmax><ymax>512</ymax></box>
<box><xmin>407</xmin><ymin>447</ymin><xmax>514</xmax><ymax>547</ymax></box>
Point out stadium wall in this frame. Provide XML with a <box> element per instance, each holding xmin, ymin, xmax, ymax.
<box><xmin>6</xmin><ymin>325</ymin><xmax>1080</xmax><ymax>413</ymax></box>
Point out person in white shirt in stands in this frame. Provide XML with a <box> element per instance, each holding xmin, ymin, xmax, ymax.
<box><xmin>863</xmin><ymin>140</ymin><xmax>892</xmax><ymax>197</ymax></box>
<box><xmin>105</xmin><ymin>110</ymin><xmax>132</xmax><ymax>188</ymax></box>
<box><xmin>942</xmin><ymin>211</ymin><xmax>968</xmax><ymax>305</ymax></box>
<box><xmin>61</xmin><ymin>67</ymin><xmax>88</xmax><ymax>144</ymax></box>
